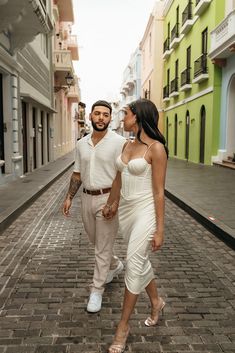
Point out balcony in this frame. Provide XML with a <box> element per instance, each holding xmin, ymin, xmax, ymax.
<box><xmin>180</xmin><ymin>2</ymin><xmax>194</xmax><ymax>35</ymax></box>
<box><xmin>209</xmin><ymin>9</ymin><xmax>235</xmax><ymax>60</ymax></box>
<box><xmin>67</xmin><ymin>35</ymin><xmax>79</xmax><ymax>60</ymax></box>
<box><xmin>180</xmin><ymin>68</ymin><xmax>192</xmax><ymax>91</ymax></box>
<box><xmin>163</xmin><ymin>85</ymin><xmax>170</xmax><ymax>102</ymax></box>
<box><xmin>0</xmin><ymin>0</ymin><xmax>53</xmax><ymax>53</ymax></box>
<box><xmin>170</xmin><ymin>24</ymin><xmax>180</xmax><ymax>49</ymax></box>
<box><xmin>53</xmin><ymin>50</ymin><xmax>74</xmax><ymax>86</ymax></box>
<box><xmin>67</xmin><ymin>84</ymin><xmax>80</xmax><ymax>103</ymax></box>
<box><xmin>163</xmin><ymin>37</ymin><xmax>172</xmax><ymax>59</ymax></box>
<box><xmin>55</xmin><ymin>0</ymin><xmax>74</xmax><ymax>22</ymax></box>
<box><xmin>194</xmin><ymin>0</ymin><xmax>211</xmax><ymax>16</ymax></box>
<box><xmin>169</xmin><ymin>78</ymin><xmax>179</xmax><ymax>98</ymax></box>
<box><xmin>192</xmin><ymin>54</ymin><xmax>209</xmax><ymax>83</ymax></box>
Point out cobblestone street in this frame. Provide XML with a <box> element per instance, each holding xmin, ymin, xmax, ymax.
<box><xmin>0</xmin><ymin>168</ymin><xmax>234</xmax><ymax>353</ymax></box>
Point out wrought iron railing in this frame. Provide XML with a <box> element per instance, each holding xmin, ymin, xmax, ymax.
<box><xmin>170</xmin><ymin>78</ymin><xmax>179</xmax><ymax>93</ymax></box>
<box><xmin>182</xmin><ymin>2</ymin><xmax>193</xmax><ymax>26</ymax></box>
<box><xmin>163</xmin><ymin>85</ymin><xmax>169</xmax><ymax>98</ymax></box>
<box><xmin>194</xmin><ymin>54</ymin><xmax>208</xmax><ymax>77</ymax></box>
<box><xmin>181</xmin><ymin>68</ymin><xmax>191</xmax><ymax>86</ymax></box>
<box><xmin>163</xmin><ymin>38</ymin><xmax>170</xmax><ymax>53</ymax></box>
<box><xmin>171</xmin><ymin>23</ymin><xmax>179</xmax><ymax>42</ymax></box>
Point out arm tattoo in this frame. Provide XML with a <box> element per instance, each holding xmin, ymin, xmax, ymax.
<box><xmin>67</xmin><ymin>174</ymin><xmax>82</xmax><ymax>200</ymax></box>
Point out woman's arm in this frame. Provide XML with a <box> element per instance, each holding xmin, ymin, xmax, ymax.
<box><xmin>103</xmin><ymin>171</ymin><xmax>122</xmax><ymax>219</ymax></box>
<box><xmin>151</xmin><ymin>143</ymin><xmax>167</xmax><ymax>251</ymax></box>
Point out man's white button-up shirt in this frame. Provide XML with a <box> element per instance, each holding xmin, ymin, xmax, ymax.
<box><xmin>74</xmin><ymin>130</ymin><xmax>126</xmax><ymax>190</ymax></box>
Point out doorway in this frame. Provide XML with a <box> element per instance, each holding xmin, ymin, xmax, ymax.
<box><xmin>199</xmin><ymin>105</ymin><xmax>206</xmax><ymax>163</ymax></box>
<box><xmin>166</xmin><ymin>117</ymin><xmax>169</xmax><ymax>148</ymax></box>
<box><xmin>0</xmin><ymin>73</ymin><xmax>4</xmax><ymax>173</ymax></box>
<box><xmin>174</xmin><ymin>114</ymin><xmax>178</xmax><ymax>156</ymax></box>
<box><xmin>22</xmin><ymin>101</ymin><xmax>28</xmax><ymax>173</ymax></box>
<box><xmin>32</xmin><ymin>108</ymin><xmax>37</xmax><ymax>169</ymax></box>
<box><xmin>185</xmin><ymin>111</ymin><xmax>190</xmax><ymax>160</ymax></box>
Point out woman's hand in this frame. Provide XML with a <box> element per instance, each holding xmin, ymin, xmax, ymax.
<box><xmin>151</xmin><ymin>231</ymin><xmax>164</xmax><ymax>252</ymax></box>
<box><xmin>102</xmin><ymin>201</ymin><xmax>119</xmax><ymax>219</ymax></box>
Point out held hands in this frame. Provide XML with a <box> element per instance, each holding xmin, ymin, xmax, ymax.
<box><xmin>151</xmin><ymin>231</ymin><xmax>164</xmax><ymax>252</ymax></box>
<box><xmin>102</xmin><ymin>201</ymin><xmax>119</xmax><ymax>220</ymax></box>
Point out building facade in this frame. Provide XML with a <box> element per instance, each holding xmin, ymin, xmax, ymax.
<box><xmin>0</xmin><ymin>0</ymin><xmax>53</xmax><ymax>183</ymax></box>
<box><xmin>116</xmin><ymin>47</ymin><xmax>141</xmax><ymax>136</ymax></box>
<box><xmin>52</xmin><ymin>0</ymin><xmax>80</xmax><ymax>160</ymax></box>
<box><xmin>162</xmin><ymin>0</ymin><xmax>225</xmax><ymax>165</ymax></box>
<box><xmin>140</xmin><ymin>0</ymin><xmax>165</xmax><ymax>133</ymax></box>
<box><xmin>0</xmin><ymin>0</ymin><xmax>80</xmax><ymax>185</ymax></box>
<box><xmin>209</xmin><ymin>0</ymin><xmax>235</xmax><ymax>165</ymax></box>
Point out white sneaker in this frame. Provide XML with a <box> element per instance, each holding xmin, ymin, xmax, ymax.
<box><xmin>105</xmin><ymin>260</ymin><xmax>124</xmax><ymax>284</ymax></box>
<box><xmin>87</xmin><ymin>292</ymin><xmax>102</xmax><ymax>313</ymax></box>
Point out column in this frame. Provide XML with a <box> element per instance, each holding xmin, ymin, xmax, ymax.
<box><xmin>11</xmin><ymin>74</ymin><xmax>23</xmax><ymax>177</ymax></box>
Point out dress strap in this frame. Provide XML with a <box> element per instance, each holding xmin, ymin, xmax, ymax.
<box><xmin>122</xmin><ymin>139</ymin><xmax>131</xmax><ymax>153</ymax></box>
<box><xmin>143</xmin><ymin>141</ymin><xmax>157</xmax><ymax>157</ymax></box>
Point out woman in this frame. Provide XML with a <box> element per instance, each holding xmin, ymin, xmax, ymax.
<box><xmin>103</xmin><ymin>99</ymin><xmax>168</xmax><ymax>353</ymax></box>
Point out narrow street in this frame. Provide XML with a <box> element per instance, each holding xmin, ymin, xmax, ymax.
<box><xmin>0</xmin><ymin>168</ymin><xmax>234</xmax><ymax>353</ymax></box>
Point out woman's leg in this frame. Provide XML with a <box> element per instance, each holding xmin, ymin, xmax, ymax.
<box><xmin>145</xmin><ymin>279</ymin><xmax>165</xmax><ymax>325</ymax></box>
<box><xmin>109</xmin><ymin>286</ymin><xmax>137</xmax><ymax>352</ymax></box>
<box><xmin>145</xmin><ymin>278</ymin><xmax>159</xmax><ymax>308</ymax></box>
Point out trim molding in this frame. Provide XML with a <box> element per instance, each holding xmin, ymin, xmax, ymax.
<box><xmin>164</xmin><ymin>86</ymin><xmax>213</xmax><ymax>112</ymax></box>
<box><xmin>163</xmin><ymin>0</ymin><xmax>174</xmax><ymax>16</ymax></box>
<box><xmin>0</xmin><ymin>47</ymin><xmax>22</xmax><ymax>73</ymax></box>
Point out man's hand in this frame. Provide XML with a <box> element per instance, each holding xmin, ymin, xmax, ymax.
<box><xmin>102</xmin><ymin>201</ymin><xmax>119</xmax><ymax>220</ymax></box>
<box><xmin>62</xmin><ymin>172</ymin><xmax>81</xmax><ymax>217</ymax></box>
<box><xmin>62</xmin><ymin>197</ymin><xmax>72</xmax><ymax>217</ymax></box>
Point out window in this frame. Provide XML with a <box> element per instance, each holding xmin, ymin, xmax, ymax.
<box><xmin>202</xmin><ymin>28</ymin><xmax>208</xmax><ymax>54</ymax></box>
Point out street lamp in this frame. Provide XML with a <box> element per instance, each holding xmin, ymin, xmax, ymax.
<box><xmin>54</xmin><ymin>72</ymin><xmax>74</xmax><ymax>92</ymax></box>
<box><xmin>65</xmin><ymin>72</ymin><xmax>74</xmax><ymax>89</ymax></box>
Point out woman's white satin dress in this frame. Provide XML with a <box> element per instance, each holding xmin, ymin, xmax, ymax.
<box><xmin>116</xmin><ymin>151</ymin><xmax>156</xmax><ymax>295</ymax></box>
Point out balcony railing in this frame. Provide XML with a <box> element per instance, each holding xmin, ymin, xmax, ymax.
<box><xmin>209</xmin><ymin>9</ymin><xmax>235</xmax><ymax>60</ymax></box>
<box><xmin>170</xmin><ymin>78</ymin><xmax>179</xmax><ymax>93</ymax></box>
<box><xmin>182</xmin><ymin>2</ymin><xmax>193</xmax><ymax>26</ymax></box>
<box><xmin>171</xmin><ymin>23</ymin><xmax>179</xmax><ymax>43</ymax></box>
<box><xmin>181</xmin><ymin>68</ymin><xmax>191</xmax><ymax>86</ymax></box>
<box><xmin>163</xmin><ymin>85</ymin><xmax>169</xmax><ymax>98</ymax></box>
<box><xmin>53</xmin><ymin>50</ymin><xmax>73</xmax><ymax>72</ymax></box>
<box><xmin>163</xmin><ymin>38</ymin><xmax>170</xmax><ymax>53</ymax></box>
<box><xmin>194</xmin><ymin>54</ymin><xmax>208</xmax><ymax>77</ymax></box>
<box><xmin>194</xmin><ymin>0</ymin><xmax>211</xmax><ymax>16</ymax></box>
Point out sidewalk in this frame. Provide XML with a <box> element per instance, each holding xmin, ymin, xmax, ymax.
<box><xmin>0</xmin><ymin>152</ymin><xmax>234</xmax><ymax>249</ymax></box>
<box><xmin>0</xmin><ymin>151</ymin><xmax>74</xmax><ymax>233</ymax></box>
<box><xmin>165</xmin><ymin>158</ymin><xmax>235</xmax><ymax>249</ymax></box>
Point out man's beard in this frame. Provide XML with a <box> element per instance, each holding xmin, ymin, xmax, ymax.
<box><xmin>91</xmin><ymin>120</ymin><xmax>110</xmax><ymax>131</ymax></box>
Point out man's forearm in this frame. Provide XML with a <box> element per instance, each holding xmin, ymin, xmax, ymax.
<box><xmin>66</xmin><ymin>173</ymin><xmax>82</xmax><ymax>200</ymax></box>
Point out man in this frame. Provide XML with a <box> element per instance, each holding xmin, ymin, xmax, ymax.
<box><xmin>62</xmin><ymin>100</ymin><xmax>126</xmax><ymax>313</ymax></box>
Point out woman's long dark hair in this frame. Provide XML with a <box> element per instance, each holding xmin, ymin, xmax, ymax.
<box><xmin>128</xmin><ymin>98</ymin><xmax>169</xmax><ymax>158</ymax></box>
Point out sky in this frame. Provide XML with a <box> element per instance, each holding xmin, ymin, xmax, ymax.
<box><xmin>72</xmin><ymin>0</ymin><xmax>157</xmax><ymax>112</ymax></box>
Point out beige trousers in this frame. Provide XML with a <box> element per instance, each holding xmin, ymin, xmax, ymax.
<box><xmin>81</xmin><ymin>192</ymin><xmax>119</xmax><ymax>294</ymax></box>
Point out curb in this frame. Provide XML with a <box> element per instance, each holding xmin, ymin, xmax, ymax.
<box><xmin>165</xmin><ymin>188</ymin><xmax>235</xmax><ymax>250</ymax></box>
<box><xmin>0</xmin><ymin>161</ymin><xmax>74</xmax><ymax>233</ymax></box>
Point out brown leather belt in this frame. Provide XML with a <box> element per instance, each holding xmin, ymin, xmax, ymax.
<box><xmin>83</xmin><ymin>187</ymin><xmax>111</xmax><ymax>196</ymax></box>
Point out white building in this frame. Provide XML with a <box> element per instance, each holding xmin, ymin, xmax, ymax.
<box><xmin>0</xmin><ymin>0</ymin><xmax>53</xmax><ymax>183</ymax></box>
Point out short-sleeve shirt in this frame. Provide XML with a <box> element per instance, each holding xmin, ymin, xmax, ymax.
<box><xmin>74</xmin><ymin>130</ymin><xmax>126</xmax><ymax>190</ymax></box>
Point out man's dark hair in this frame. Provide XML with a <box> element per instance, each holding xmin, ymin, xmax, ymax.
<box><xmin>91</xmin><ymin>100</ymin><xmax>112</xmax><ymax>114</ymax></box>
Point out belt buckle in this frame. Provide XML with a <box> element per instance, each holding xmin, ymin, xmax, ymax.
<box><xmin>100</xmin><ymin>189</ymin><xmax>103</xmax><ymax>195</ymax></box>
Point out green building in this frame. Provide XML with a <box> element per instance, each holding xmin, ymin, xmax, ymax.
<box><xmin>162</xmin><ymin>0</ymin><xmax>225</xmax><ymax>164</ymax></box>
